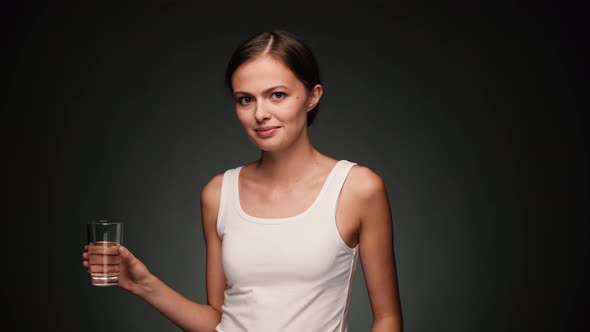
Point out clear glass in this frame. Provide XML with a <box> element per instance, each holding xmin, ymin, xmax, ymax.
<box><xmin>87</xmin><ymin>220</ymin><xmax>123</xmax><ymax>286</ymax></box>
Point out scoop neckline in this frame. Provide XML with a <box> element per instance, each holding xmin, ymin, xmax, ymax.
<box><xmin>234</xmin><ymin>160</ymin><xmax>345</xmax><ymax>224</ymax></box>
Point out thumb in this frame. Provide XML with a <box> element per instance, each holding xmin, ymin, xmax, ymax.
<box><xmin>118</xmin><ymin>245</ymin><xmax>135</xmax><ymax>262</ymax></box>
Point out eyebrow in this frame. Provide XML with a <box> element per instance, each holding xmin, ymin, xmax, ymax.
<box><xmin>233</xmin><ymin>85</ymin><xmax>289</xmax><ymax>97</ymax></box>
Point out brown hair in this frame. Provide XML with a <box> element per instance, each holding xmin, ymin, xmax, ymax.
<box><xmin>225</xmin><ymin>30</ymin><xmax>322</xmax><ymax>126</ymax></box>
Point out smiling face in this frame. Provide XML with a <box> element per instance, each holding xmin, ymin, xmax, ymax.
<box><xmin>231</xmin><ymin>54</ymin><xmax>322</xmax><ymax>152</ymax></box>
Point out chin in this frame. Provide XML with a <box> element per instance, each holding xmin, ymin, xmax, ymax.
<box><xmin>255</xmin><ymin>143</ymin><xmax>281</xmax><ymax>152</ymax></box>
<box><xmin>247</xmin><ymin>130</ymin><xmax>295</xmax><ymax>152</ymax></box>
<box><xmin>251</xmin><ymin>139</ymin><xmax>285</xmax><ymax>152</ymax></box>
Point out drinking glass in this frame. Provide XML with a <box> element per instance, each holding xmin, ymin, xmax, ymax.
<box><xmin>87</xmin><ymin>220</ymin><xmax>123</xmax><ymax>286</ymax></box>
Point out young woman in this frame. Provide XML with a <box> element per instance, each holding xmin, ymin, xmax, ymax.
<box><xmin>83</xmin><ymin>29</ymin><xmax>403</xmax><ymax>332</ymax></box>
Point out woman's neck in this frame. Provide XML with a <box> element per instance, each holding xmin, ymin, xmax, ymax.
<box><xmin>255</xmin><ymin>136</ymin><xmax>323</xmax><ymax>184</ymax></box>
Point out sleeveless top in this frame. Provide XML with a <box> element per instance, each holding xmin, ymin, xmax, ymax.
<box><xmin>215</xmin><ymin>160</ymin><xmax>360</xmax><ymax>332</ymax></box>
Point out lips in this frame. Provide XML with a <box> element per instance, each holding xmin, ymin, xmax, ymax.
<box><xmin>255</xmin><ymin>126</ymin><xmax>280</xmax><ymax>137</ymax></box>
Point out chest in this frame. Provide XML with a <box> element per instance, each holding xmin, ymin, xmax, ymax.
<box><xmin>239</xmin><ymin>180</ymin><xmax>321</xmax><ymax>218</ymax></box>
<box><xmin>221</xmin><ymin>219</ymin><xmax>349</xmax><ymax>287</ymax></box>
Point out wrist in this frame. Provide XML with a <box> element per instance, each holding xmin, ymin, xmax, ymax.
<box><xmin>132</xmin><ymin>272</ymin><xmax>159</xmax><ymax>297</ymax></box>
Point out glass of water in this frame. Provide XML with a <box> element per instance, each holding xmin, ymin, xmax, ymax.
<box><xmin>87</xmin><ymin>220</ymin><xmax>123</xmax><ymax>286</ymax></box>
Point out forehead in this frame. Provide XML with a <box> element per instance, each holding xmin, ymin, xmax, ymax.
<box><xmin>231</xmin><ymin>55</ymin><xmax>302</xmax><ymax>93</ymax></box>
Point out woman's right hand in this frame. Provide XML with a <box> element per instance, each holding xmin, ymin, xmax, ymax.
<box><xmin>82</xmin><ymin>245</ymin><xmax>153</xmax><ymax>295</ymax></box>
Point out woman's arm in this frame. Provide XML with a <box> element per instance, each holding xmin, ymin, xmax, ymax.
<box><xmin>81</xmin><ymin>174</ymin><xmax>226</xmax><ymax>332</ymax></box>
<box><xmin>200</xmin><ymin>174</ymin><xmax>227</xmax><ymax>323</ymax></box>
<box><xmin>348</xmin><ymin>166</ymin><xmax>403</xmax><ymax>331</ymax></box>
<box><xmin>125</xmin><ymin>256</ymin><xmax>222</xmax><ymax>332</ymax></box>
<box><xmin>135</xmin><ymin>173</ymin><xmax>227</xmax><ymax>331</ymax></box>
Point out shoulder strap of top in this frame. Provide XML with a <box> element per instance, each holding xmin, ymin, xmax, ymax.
<box><xmin>322</xmin><ymin>160</ymin><xmax>357</xmax><ymax>214</ymax></box>
<box><xmin>216</xmin><ymin>166</ymin><xmax>241</xmax><ymax>237</ymax></box>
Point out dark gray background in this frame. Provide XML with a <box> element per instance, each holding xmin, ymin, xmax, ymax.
<box><xmin>5</xmin><ymin>1</ymin><xmax>587</xmax><ymax>331</ymax></box>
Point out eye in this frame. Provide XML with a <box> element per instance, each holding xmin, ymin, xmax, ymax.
<box><xmin>237</xmin><ymin>96</ymin><xmax>254</xmax><ymax>105</ymax></box>
<box><xmin>271</xmin><ymin>92</ymin><xmax>286</xmax><ymax>100</ymax></box>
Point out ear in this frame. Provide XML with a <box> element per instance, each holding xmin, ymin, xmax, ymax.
<box><xmin>306</xmin><ymin>84</ymin><xmax>323</xmax><ymax>112</ymax></box>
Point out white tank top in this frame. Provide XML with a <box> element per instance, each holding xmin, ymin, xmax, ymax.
<box><xmin>215</xmin><ymin>160</ymin><xmax>360</xmax><ymax>332</ymax></box>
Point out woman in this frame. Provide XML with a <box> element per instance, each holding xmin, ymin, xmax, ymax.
<box><xmin>83</xmin><ymin>29</ymin><xmax>403</xmax><ymax>332</ymax></box>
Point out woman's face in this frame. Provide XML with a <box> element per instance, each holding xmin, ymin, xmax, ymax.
<box><xmin>231</xmin><ymin>54</ymin><xmax>321</xmax><ymax>152</ymax></box>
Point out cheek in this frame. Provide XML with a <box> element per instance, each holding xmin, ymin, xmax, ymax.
<box><xmin>235</xmin><ymin>109</ymin><xmax>250</xmax><ymax>126</ymax></box>
<box><xmin>282</xmin><ymin>99</ymin><xmax>308</xmax><ymax>120</ymax></box>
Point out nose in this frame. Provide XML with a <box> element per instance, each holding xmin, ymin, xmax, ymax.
<box><xmin>254</xmin><ymin>100</ymin><xmax>271</xmax><ymax>123</ymax></box>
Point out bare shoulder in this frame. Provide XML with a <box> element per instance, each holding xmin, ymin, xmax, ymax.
<box><xmin>200</xmin><ymin>173</ymin><xmax>225</xmax><ymax>231</ymax></box>
<box><xmin>346</xmin><ymin>164</ymin><xmax>387</xmax><ymax>201</ymax></box>
<box><xmin>201</xmin><ymin>173</ymin><xmax>224</xmax><ymax>206</ymax></box>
